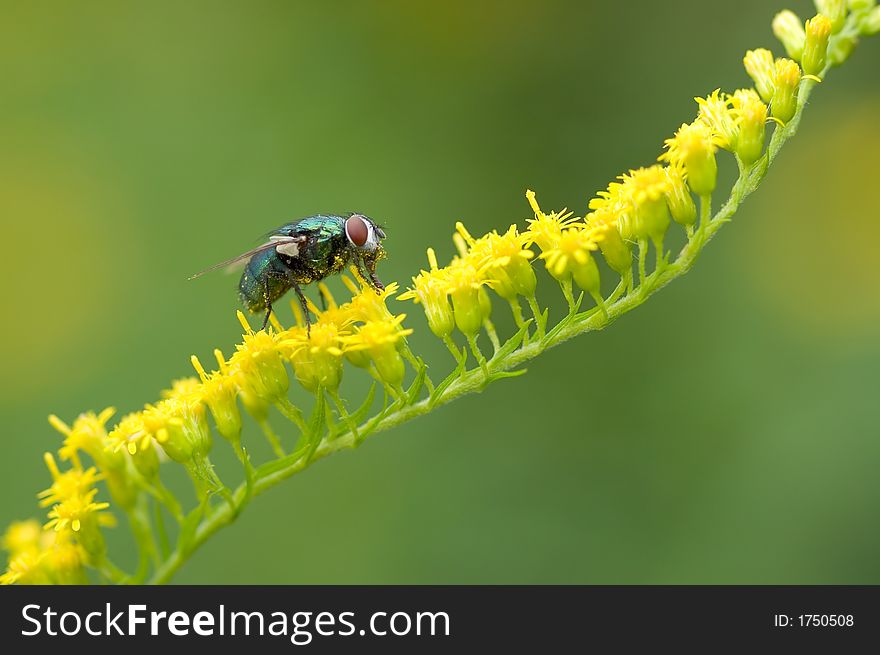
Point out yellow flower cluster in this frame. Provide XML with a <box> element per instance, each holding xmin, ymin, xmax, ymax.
<box><xmin>1</xmin><ymin>410</ymin><xmax>121</xmax><ymax>585</ymax></box>
<box><xmin>399</xmin><ymin>218</ymin><xmax>539</xmax><ymax>340</ymax></box>
<box><xmin>276</xmin><ymin>276</ymin><xmax>413</xmax><ymax>392</ymax></box>
<box><xmin>1</xmin><ymin>520</ymin><xmax>87</xmax><ymax>585</ymax></box>
<box><xmin>2</xmin><ymin>272</ymin><xmax>416</xmax><ymax>584</ymax></box>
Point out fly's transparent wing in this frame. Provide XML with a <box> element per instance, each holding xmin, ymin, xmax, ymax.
<box><xmin>188</xmin><ymin>235</ymin><xmax>305</xmax><ymax>280</ymax></box>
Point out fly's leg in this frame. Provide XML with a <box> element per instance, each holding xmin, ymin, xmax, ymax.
<box><xmin>261</xmin><ymin>283</ymin><xmax>273</xmax><ymax>331</ymax></box>
<box><xmin>359</xmin><ymin>257</ymin><xmax>385</xmax><ymax>293</ymax></box>
<box><xmin>292</xmin><ymin>282</ymin><xmax>312</xmax><ymax>335</ymax></box>
<box><xmin>282</xmin><ymin>269</ymin><xmax>313</xmax><ymax>334</ymax></box>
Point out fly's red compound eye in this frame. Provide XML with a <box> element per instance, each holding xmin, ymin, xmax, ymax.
<box><xmin>346</xmin><ymin>214</ymin><xmax>369</xmax><ymax>247</ymax></box>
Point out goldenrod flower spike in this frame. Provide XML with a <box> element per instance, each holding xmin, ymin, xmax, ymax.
<box><xmin>3</xmin><ymin>2</ymin><xmax>877</xmax><ymax>585</ymax></box>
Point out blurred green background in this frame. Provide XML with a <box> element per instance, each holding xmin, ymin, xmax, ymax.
<box><xmin>2</xmin><ymin>0</ymin><xmax>879</xmax><ymax>584</ymax></box>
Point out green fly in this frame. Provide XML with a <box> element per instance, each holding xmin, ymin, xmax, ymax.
<box><xmin>191</xmin><ymin>213</ymin><xmax>387</xmax><ymax>331</ymax></box>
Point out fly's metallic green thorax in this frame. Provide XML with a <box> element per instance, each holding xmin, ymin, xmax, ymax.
<box><xmin>227</xmin><ymin>213</ymin><xmax>387</xmax><ymax>330</ymax></box>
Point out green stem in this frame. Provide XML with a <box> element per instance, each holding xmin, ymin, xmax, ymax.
<box><xmin>526</xmin><ymin>294</ymin><xmax>545</xmax><ymax>337</ymax></box>
<box><xmin>256</xmin><ymin>417</ymin><xmax>286</xmax><ymax>457</ymax></box>
<box><xmin>442</xmin><ymin>335</ymin><xmax>465</xmax><ymax>366</ymax></box>
<box><xmin>637</xmin><ymin>238</ymin><xmax>648</xmax><ymax>288</ymax></box>
<box><xmin>508</xmin><ymin>297</ymin><xmax>525</xmax><ymax>329</ymax></box>
<box><xmin>466</xmin><ymin>334</ymin><xmax>490</xmax><ymax>381</ymax></box>
<box><xmin>483</xmin><ymin>319</ymin><xmax>502</xmax><ymax>355</ymax></box>
<box><xmin>153</xmin><ymin>498</ymin><xmax>171</xmax><ymax>558</ymax></box>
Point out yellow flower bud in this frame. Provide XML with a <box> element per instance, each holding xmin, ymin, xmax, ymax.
<box><xmin>537</xmin><ymin>227</ymin><xmax>602</xmax><ymax>295</ymax></box>
<box><xmin>343</xmin><ymin>317</ymin><xmax>413</xmax><ymax>389</ymax></box>
<box><xmin>815</xmin><ymin>0</ymin><xmax>847</xmax><ymax>32</ymax></box>
<box><xmin>397</xmin><ymin>248</ymin><xmax>456</xmax><ymax>339</ymax></box>
<box><xmin>660</xmin><ymin>121</ymin><xmax>719</xmax><ymax>197</ymax></box>
<box><xmin>620</xmin><ymin>166</ymin><xmax>671</xmax><ymax>246</ymax></box>
<box><xmin>40</xmin><ymin>456</ymin><xmax>113</xmax><ymax>562</ymax></box>
<box><xmin>663</xmin><ymin>167</ymin><xmax>697</xmax><ymax>226</ymax></box>
<box><xmin>451</xmin><ymin>286</ymin><xmax>483</xmax><ymax>336</ymax></box>
<box><xmin>43</xmin><ymin>538</ymin><xmax>87</xmax><ymax>585</ymax></box>
<box><xmin>454</xmin><ymin>223</ymin><xmax>537</xmax><ymax>302</ymax></box>
<box><xmin>238</xmin><ymin>386</ymin><xmax>271</xmax><ymax>422</ymax></box>
<box><xmin>636</xmin><ymin>197</ymin><xmax>670</xmax><ymax>245</ymax></box>
<box><xmin>773</xmin><ymin>10</ymin><xmax>807</xmax><ymax>61</ymax></box>
<box><xmin>291</xmin><ymin>348</ymin><xmax>343</xmax><ymax>393</ymax></box>
<box><xmin>486</xmin><ymin>249</ymin><xmax>537</xmax><ymax>300</ymax></box>
<box><xmin>131</xmin><ymin>445</ymin><xmax>160</xmax><ymax>481</ymax></box>
<box><xmin>525</xmin><ymin>191</ymin><xmax>580</xmax><ymax>252</ymax></box>
<box><xmin>731</xmin><ymin>89</ymin><xmax>768</xmax><ymax>165</ymax></box>
<box><xmin>423</xmin><ymin>293</ymin><xmax>455</xmax><ymax>338</ymax></box>
<box><xmin>160</xmin><ymin>379</ymin><xmax>213</xmax><ymax>457</ymax></box>
<box><xmin>50</xmin><ymin>408</ymin><xmax>124</xmax><ymax>475</ymax></box>
<box><xmin>344</xmin><ymin>348</ymin><xmax>372</xmax><ymax>369</ymax></box>
<box><xmin>442</xmin><ymin>258</ymin><xmax>488</xmax><ymax>338</ymax></box>
<box><xmin>372</xmin><ymin>345</ymin><xmax>406</xmax><ymax>388</ymax></box>
<box><xmin>230</xmin><ymin>312</ymin><xmax>289</xmax><ymax>405</ymax></box>
<box><xmin>802</xmin><ymin>14</ymin><xmax>833</xmax><ymax>75</ymax></box>
<box><xmin>155</xmin><ymin>423</ymin><xmax>194</xmax><ymax>464</ymax></box>
<box><xmin>771</xmin><ymin>58</ymin><xmax>801</xmax><ymax>124</ymax></box>
<box><xmin>283</xmin><ymin>324</ymin><xmax>345</xmax><ymax>393</ymax></box>
<box><xmin>571</xmin><ymin>251</ymin><xmax>601</xmax><ymax>297</ymax></box>
<box><xmin>696</xmin><ymin>90</ymin><xmax>738</xmax><ymax>151</ymax></box>
<box><xmin>191</xmin><ymin>352</ymin><xmax>242</xmax><ymax>444</ymax></box>
<box><xmin>593</xmin><ymin>219</ymin><xmax>632</xmax><ymax>276</ymax></box>
<box><xmin>743</xmin><ymin>49</ymin><xmax>776</xmax><ymax>103</ymax></box>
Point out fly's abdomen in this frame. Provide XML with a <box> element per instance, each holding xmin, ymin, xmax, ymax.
<box><xmin>239</xmin><ymin>250</ymin><xmax>291</xmax><ymax>312</ymax></box>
